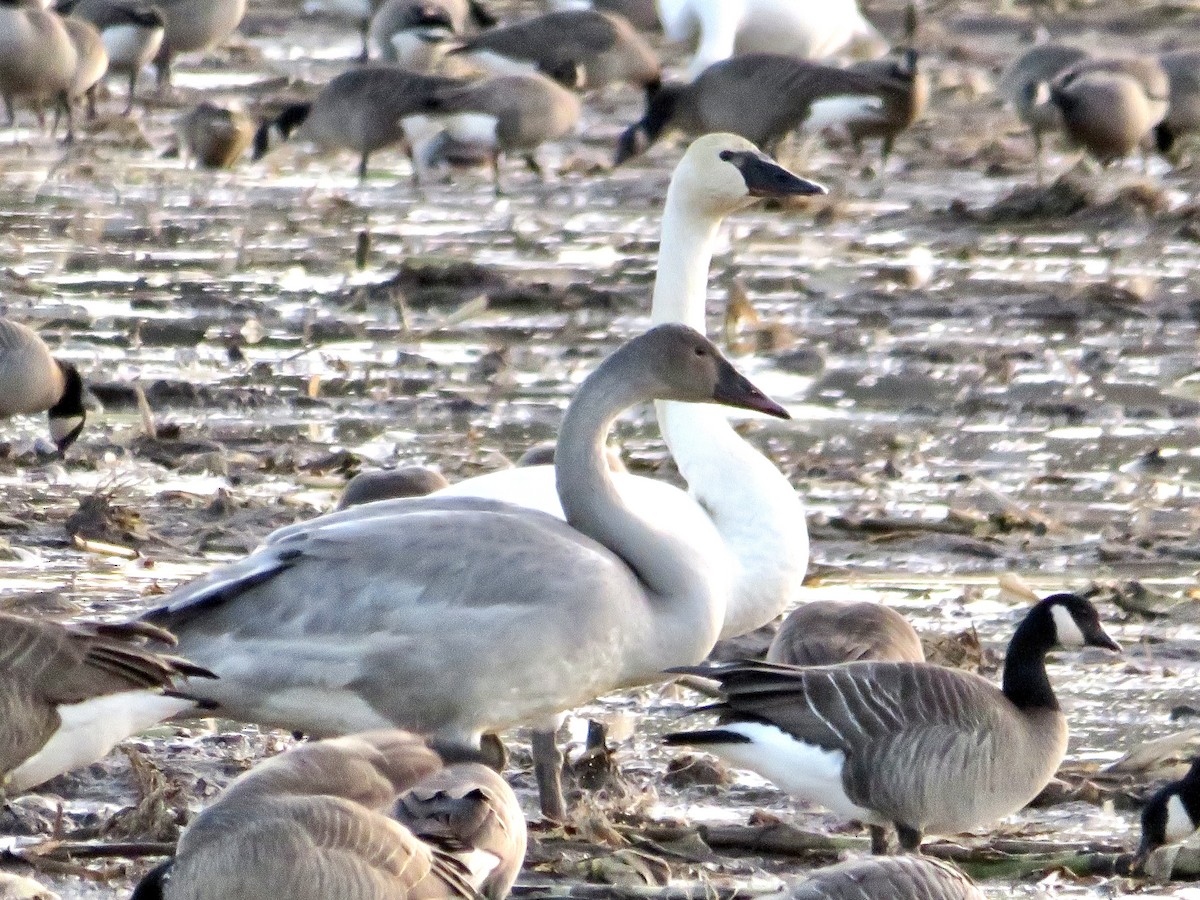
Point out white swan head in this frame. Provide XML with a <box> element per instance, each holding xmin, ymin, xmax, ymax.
<box><xmin>667</xmin><ymin>133</ymin><xmax>826</xmax><ymax>217</ymax></box>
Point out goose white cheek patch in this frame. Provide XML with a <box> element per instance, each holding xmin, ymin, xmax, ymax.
<box><xmin>1049</xmin><ymin>604</ymin><xmax>1087</xmax><ymax>646</ymax></box>
<box><xmin>1166</xmin><ymin>794</ymin><xmax>1196</xmax><ymax>842</ymax></box>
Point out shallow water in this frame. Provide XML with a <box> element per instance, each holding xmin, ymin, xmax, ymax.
<box><xmin>3</xmin><ymin>0</ymin><xmax>1200</xmax><ymax>896</ymax></box>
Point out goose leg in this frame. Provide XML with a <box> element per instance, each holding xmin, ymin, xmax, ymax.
<box><xmin>358</xmin><ymin>151</ymin><xmax>369</xmax><ymax>183</ymax></box>
<box><xmin>869</xmin><ymin>824</ymin><xmax>897</xmax><ymax>855</ymax></box>
<box><xmin>531</xmin><ymin>727</ymin><xmax>567</xmax><ymax>821</ymax></box>
<box><xmin>895</xmin><ymin>823</ymin><xmax>922</xmax><ymax>853</ymax></box>
<box><xmin>359</xmin><ymin>19</ymin><xmax>370</xmax><ymax>63</ymax></box>
<box><xmin>125</xmin><ymin>70</ymin><xmax>137</xmax><ymax>116</ymax></box>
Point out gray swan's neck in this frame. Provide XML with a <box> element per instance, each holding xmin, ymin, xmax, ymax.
<box><xmin>556</xmin><ymin>353</ymin><xmax>719</xmax><ymax>616</ymax></box>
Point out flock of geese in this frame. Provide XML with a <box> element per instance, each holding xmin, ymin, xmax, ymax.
<box><xmin>1</xmin><ymin>0</ymin><xmax>1200</xmax><ymax>898</ymax></box>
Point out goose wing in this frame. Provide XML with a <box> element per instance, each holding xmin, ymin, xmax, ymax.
<box><xmin>787</xmin><ymin>856</ymin><xmax>985</xmax><ymax>900</ymax></box>
<box><xmin>455</xmin><ymin>10</ymin><xmax>618</xmax><ymax>64</ymax></box>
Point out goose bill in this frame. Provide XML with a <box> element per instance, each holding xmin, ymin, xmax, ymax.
<box><xmin>712</xmin><ymin>364</ymin><xmax>790</xmax><ymax>419</ymax></box>
<box><xmin>725</xmin><ymin>151</ymin><xmax>826</xmax><ymax>198</ymax></box>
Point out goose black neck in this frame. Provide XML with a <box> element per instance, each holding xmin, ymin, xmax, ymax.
<box><xmin>50</xmin><ymin>360</ymin><xmax>85</xmax><ymax>418</ymax></box>
<box><xmin>1001</xmin><ymin>603</ymin><xmax>1059</xmax><ymax>710</ymax></box>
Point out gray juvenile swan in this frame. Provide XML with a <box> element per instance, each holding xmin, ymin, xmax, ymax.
<box><xmin>0</xmin><ymin>614</ymin><xmax>213</xmax><ymax>792</ymax></box>
<box><xmin>666</xmin><ymin>593</ymin><xmax>1120</xmax><ymax>852</ymax></box>
<box><xmin>0</xmin><ymin>318</ymin><xmax>87</xmax><ymax>455</ymax></box>
<box><xmin>132</xmin><ymin>731</ymin><xmax>514</xmax><ymax>900</ymax></box>
<box><xmin>141</xmin><ymin>325</ymin><xmax>789</xmax><ymax>815</ymax></box>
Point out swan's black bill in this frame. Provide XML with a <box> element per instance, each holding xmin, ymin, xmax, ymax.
<box><xmin>713</xmin><ymin>361</ymin><xmax>790</xmax><ymax>420</ymax></box>
<box><xmin>721</xmin><ymin>150</ymin><xmax>826</xmax><ymax>199</ymax></box>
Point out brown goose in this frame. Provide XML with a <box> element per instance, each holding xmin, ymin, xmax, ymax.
<box><xmin>449</xmin><ymin>9</ymin><xmax>661</xmax><ymax>96</ymax></box>
<box><xmin>666</xmin><ymin>593</ymin><xmax>1120</xmax><ymax>853</ymax></box>
<box><xmin>393</xmin><ymin>762</ymin><xmax>526</xmax><ymax>899</ymax></box>
<box><xmin>338</xmin><ymin>467</ymin><xmax>452</xmax><ymax>509</ymax></box>
<box><xmin>1048</xmin><ymin>71</ymin><xmax>1161</xmax><ymax>165</ymax></box>
<box><xmin>997</xmin><ymin>41</ymin><xmax>1089</xmax><ymax>176</ymax></box>
<box><xmin>766</xmin><ymin>601</ymin><xmax>923</xmax><ymax>667</ymax></box>
<box><xmin>0</xmin><ymin>614</ymin><xmax>213</xmax><ymax>792</ymax></box>
<box><xmin>775</xmin><ymin>856</ymin><xmax>985</xmax><ymax>900</ymax></box>
<box><xmin>56</xmin><ymin>0</ymin><xmax>165</xmax><ymax>114</ymax></box>
<box><xmin>0</xmin><ymin>0</ymin><xmax>77</xmax><ymax>130</ymax></box>
<box><xmin>846</xmin><ymin>47</ymin><xmax>926</xmax><ymax>165</ymax></box>
<box><xmin>0</xmin><ymin>318</ymin><xmax>87</xmax><ymax>455</ymax></box>
<box><xmin>615</xmin><ymin>53</ymin><xmax>896</xmax><ymax>162</ymax></box>
<box><xmin>177</xmin><ymin>102</ymin><xmax>255</xmax><ymax>169</ymax></box>
<box><xmin>61</xmin><ymin>15</ymin><xmax>108</xmax><ymax>130</ymax></box>
<box><xmin>132</xmin><ymin>731</ymin><xmax>498</xmax><ymax>900</ymax></box>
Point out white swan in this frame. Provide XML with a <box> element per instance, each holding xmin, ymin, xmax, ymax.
<box><xmin>656</xmin><ymin>0</ymin><xmax>884</xmax><ymax>77</ymax></box>
<box><xmin>433</xmin><ymin>134</ymin><xmax>816</xmax><ymax>640</ymax></box>
<box><xmin>145</xmin><ymin>325</ymin><xmax>790</xmax><ymax>825</ymax></box>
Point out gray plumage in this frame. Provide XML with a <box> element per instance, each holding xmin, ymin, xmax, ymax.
<box><xmin>0</xmin><ymin>318</ymin><xmax>87</xmax><ymax>454</ymax></box>
<box><xmin>338</xmin><ymin>467</ymin><xmax>451</xmax><ymax>509</ymax></box>
<box><xmin>1155</xmin><ymin>49</ymin><xmax>1200</xmax><ymax>157</ymax></box>
<box><xmin>778</xmin><ymin>856</ymin><xmax>985</xmax><ymax>900</ymax></box>
<box><xmin>370</xmin><ymin>0</ymin><xmax>464</xmax><ymax>69</ymax></box>
<box><xmin>158</xmin><ymin>731</ymin><xmax>486</xmax><ymax>900</ymax></box>
<box><xmin>140</xmin><ymin>325</ymin><xmax>788</xmax><ymax>819</ymax></box>
<box><xmin>615</xmin><ymin>54</ymin><xmax>900</xmax><ymax>162</ymax></box>
<box><xmin>766</xmin><ymin>601</ymin><xmax>923</xmax><ymax>667</ymax></box>
<box><xmin>393</xmin><ymin>762</ymin><xmax>526</xmax><ymax>900</ymax></box>
<box><xmin>151</xmin><ymin>0</ymin><xmax>247</xmax><ymax>88</ymax></box>
<box><xmin>0</xmin><ymin>614</ymin><xmax>212</xmax><ymax>791</ymax></box>
<box><xmin>1049</xmin><ymin>69</ymin><xmax>1162</xmax><ymax>165</ymax></box>
<box><xmin>452</xmin><ymin>9</ymin><xmax>660</xmax><ymax>93</ymax></box>
<box><xmin>666</xmin><ymin>594</ymin><xmax>1120</xmax><ymax>851</ymax></box>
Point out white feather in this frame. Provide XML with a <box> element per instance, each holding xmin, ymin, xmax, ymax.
<box><xmin>461</xmin><ymin>49</ymin><xmax>538</xmax><ymax>77</ymax></box>
<box><xmin>804</xmin><ymin>95</ymin><xmax>884</xmax><ymax>130</ymax></box>
<box><xmin>1050</xmin><ymin>604</ymin><xmax>1086</xmax><ymax>647</ymax></box>
<box><xmin>1166</xmin><ymin>794</ymin><xmax>1196</xmax><ymax>843</ymax></box>
<box><xmin>443</xmin><ymin>113</ymin><xmax>499</xmax><ymax>148</ymax></box>
<box><xmin>698</xmin><ymin>722</ymin><xmax>877</xmax><ymax>822</ymax></box>
<box><xmin>7</xmin><ymin>692</ymin><xmax>195</xmax><ymax>791</ymax></box>
<box><xmin>101</xmin><ymin>23</ymin><xmax>161</xmax><ymax>68</ymax></box>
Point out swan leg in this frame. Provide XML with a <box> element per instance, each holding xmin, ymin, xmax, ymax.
<box><xmin>531</xmin><ymin>727</ymin><xmax>567</xmax><ymax>821</ymax></box>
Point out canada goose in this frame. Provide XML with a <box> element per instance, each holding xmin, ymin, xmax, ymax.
<box><xmin>176</xmin><ymin>101</ymin><xmax>254</xmax><ymax>169</ymax></box>
<box><xmin>140</xmin><ymin>324</ymin><xmax>789</xmax><ymax>821</ymax></box>
<box><xmin>132</xmin><ymin>731</ymin><xmax>508</xmax><ymax>900</ymax></box>
<box><xmin>766</xmin><ymin>601</ymin><xmax>923</xmax><ymax>667</ymax></box>
<box><xmin>665</xmin><ymin>593</ymin><xmax>1121</xmax><ymax>853</ymax></box>
<box><xmin>449</xmin><ymin>9</ymin><xmax>661</xmax><ymax>96</ymax></box>
<box><xmin>551</xmin><ymin>0</ymin><xmax>659</xmax><ymax>33</ymax></box>
<box><xmin>0</xmin><ymin>1</ymin><xmax>77</xmax><ymax>129</ymax></box>
<box><xmin>0</xmin><ymin>614</ymin><xmax>214</xmax><ymax>792</ymax></box>
<box><xmin>0</xmin><ymin>318</ymin><xmax>87</xmax><ymax>455</ymax></box>
<box><xmin>338</xmin><ymin>466</ymin><xmax>452</xmax><ymax>509</ymax></box>
<box><xmin>774</xmin><ymin>856</ymin><xmax>985</xmax><ymax>900</ymax></box>
<box><xmin>1136</xmin><ymin>756</ymin><xmax>1200</xmax><ymax>868</ymax></box>
<box><xmin>657</xmin><ymin>0</ymin><xmax>883</xmax><ymax>78</ymax></box>
<box><xmin>516</xmin><ymin>440</ymin><xmax>625</xmax><ymax>471</ymax></box>
<box><xmin>615</xmin><ymin>54</ymin><xmax>895</xmax><ymax>163</ymax></box>
<box><xmin>253</xmin><ymin>66</ymin><xmax>465</xmax><ymax>182</ymax></box>
<box><xmin>1048</xmin><ymin>70</ymin><xmax>1164</xmax><ymax>166</ymax></box>
<box><xmin>1155</xmin><ymin>49</ymin><xmax>1200</xmax><ymax>158</ymax></box>
<box><xmin>393</xmin><ymin>762</ymin><xmax>526</xmax><ymax>900</ymax></box>
<box><xmin>60</xmin><ymin>15</ymin><xmax>107</xmax><ymax>129</ymax></box>
<box><xmin>56</xmin><ymin>0</ymin><xmax>165</xmax><ymax>114</ymax></box>
<box><xmin>152</xmin><ymin>0</ymin><xmax>247</xmax><ymax>89</ymax></box>
<box><xmin>846</xmin><ymin>48</ymin><xmax>926</xmax><ymax>165</ymax></box>
<box><xmin>413</xmin><ymin>136</ymin><xmax>817</xmax><ymax>816</ymax></box>
<box><xmin>404</xmin><ymin>71</ymin><xmax>581</xmax><ymax>193</ymax></box>
<box><xmin>997</xmin><ymin>41</ymin><xmax>1089</xmax><ymax>176</ymax></box>
<box><xmin>370</xmin><ymin>0</ymin><xmax>477</xmax><ymax>71</ymax></box>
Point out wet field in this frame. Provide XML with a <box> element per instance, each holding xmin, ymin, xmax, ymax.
<box><xmin>3</xmin><ymin>0</ymin><xmax>1200</xmax><ymax>896</ymax></box>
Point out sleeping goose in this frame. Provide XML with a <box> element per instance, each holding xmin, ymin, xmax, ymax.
<box><xmin>665</xmin><ymin>593</ymin><xmax>1121</xmax><ymax>853</ymax></box>
<box><xmin>393</xmin><ymin>762</ymin><xmax>526</xmax><ymax>899</ymax></box>
<box><xmin>773</xmin><ymin>856</ymin><xmax>984</xmax><ymax>900</ymax></box>
<box><xmin>176</xmin><ymin>102</ymin><xmax>255</xmax><ymax>169</ymax></box>
<box><xmin>657</xmin><ymin>0</ymin><xmax>883</xmax><ymax>78</ymax></box>
<box><xmin>448</xmin><ymin>9</ymin><xmax>661</xmax><ymax>96</ymax></box>
<box><xmin>140</xmin><ymin>324</ymin><xmax>789</xmax><ymax>822</ymax></box>
<box><xmin>766</xmin><ymin>601</ymin><xmax>923</xmax><ymax>667</ymax></box>
<box><xmin>0</xmin><ymin>318</ymin><xmax>87</xmax><ymax>455</ymax></box>
<box><xmin>1136</xmin><ymin>756</ymin><xmax>1200</xmax><ymax>869</ymax></box>
<box><xmin>131</xmin><ymin>731</ymin><xmax>515</xmax><ymax>900</ymax></box>
<box><xmin>0</xmin><ymin>614</ymin><xmax>213</xmax><ymax>792</ymax></box>
<box><xmin>615</xmin><ymin>54</ymin><xmax>897</xmax><ymax>162</ymax></box>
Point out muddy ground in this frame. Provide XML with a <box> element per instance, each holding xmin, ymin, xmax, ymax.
<box><xmin>2</xmin><ymin>0</ymin><xmax>1200</xmax><ymax>896</ymax></box>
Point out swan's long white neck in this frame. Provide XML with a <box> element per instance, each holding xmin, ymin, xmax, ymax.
<box><xmin>556</xmin><ymin>352</ymin><xmax>725</xmax><ymax>671</ymax></box>
<box><xmin>650</xmin><ymin>180</ymin><xmax>808</xmax><ymax>638</ymax></box>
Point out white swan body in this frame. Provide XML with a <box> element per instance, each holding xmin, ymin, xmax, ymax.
<box><xmin>657</xmin><ymin>0</ymin><xmax>882</xmax><ymax>77</ymax></box>
<box><xmin>435</xmin><ymin>134</ymin><xmax>815</xmax><ymax>639</ymax></box>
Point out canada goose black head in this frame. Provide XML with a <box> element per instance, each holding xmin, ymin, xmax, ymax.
<box><xmin>541</xmin><ymin>58</ymin><xmax>586</xmax><ymax>90</ymax></box>
<box><xmin>253</xmin><ymin>102</ymin><xmax>312</xmax><ymax>160</ymax></box>
<box><xmin>1137</xmin><ymin>756</ymin><xmax>1200</xmax><ymax>868</ymax></box>
<box><xmin>614</xmin><ymin>83</ymin><xmax>681</xmax><ymax>163</ymax></box>
<box><xmin>49</xmin><ymin>360</ymin><xmax>86</xmax><ymax>455</ymax></box>
<box><xmin>466</xmin><ymin>0</ymin><xmax>495</xmax><ymax>28</ymax></box>
<box><xmin>129</xmin><ymin>859</ymin><xmax>172</xmax><ymax>900</ymax></box>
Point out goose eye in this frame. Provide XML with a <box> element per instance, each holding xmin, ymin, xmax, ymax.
<box><xmin>694</xmin><ymin>346</ymin><xmax>706</xmax><ymax>356</ymax></box>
